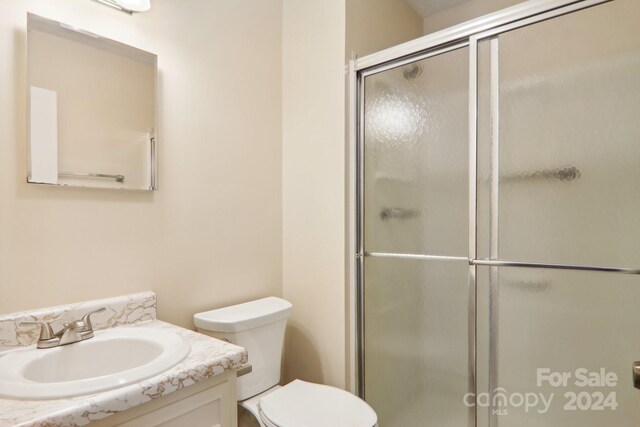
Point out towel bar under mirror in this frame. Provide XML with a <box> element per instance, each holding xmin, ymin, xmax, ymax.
<box><xmin>26</xmin><ymin>13</ymin><xmax>158</xmax><ymax>191</ymax></box>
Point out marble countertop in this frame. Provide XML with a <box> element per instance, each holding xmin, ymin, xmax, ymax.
<box><xmin>0</xmin><ymin>293</ymin><xmax>248</xmax><ymax>427</ymax></box>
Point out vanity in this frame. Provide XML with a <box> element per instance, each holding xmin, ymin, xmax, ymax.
<box><xmin>0</xmin><ymin>292</ymin><xmax>247</xmax><ymax>427</ymax></box>
<box><xmin>0</xmin><ymin>13</ymin><xmax>250</xmax><ymax>426</ymax></box>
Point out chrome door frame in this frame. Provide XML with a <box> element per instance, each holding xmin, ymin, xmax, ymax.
<box><xmin>348</xmin><ymin>1</ymin><xmax>617</xmax><ymax>426</ymax></box>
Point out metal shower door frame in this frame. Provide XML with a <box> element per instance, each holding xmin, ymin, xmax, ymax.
<box><xmin>348</xmin><ymin>1</ymin><xmax>616</xmax><ymax>426</ymax></box>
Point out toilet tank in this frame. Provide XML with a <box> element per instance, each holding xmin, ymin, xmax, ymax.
<box><xmin>194</xmin><ymin>297</ymin><xmax>292</xmax><ymax>401</ymax></box>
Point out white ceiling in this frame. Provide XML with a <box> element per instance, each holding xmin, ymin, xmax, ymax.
<box><xmin>405</xmin><ymin>0</ymin><xmax>471</xmax><ymax>17</ymax></box>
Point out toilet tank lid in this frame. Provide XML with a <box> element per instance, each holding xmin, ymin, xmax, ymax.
<box><xmin>194</xmin><ymin>297</ymin><xmax>292</xmax><ymax>333</ymax></box>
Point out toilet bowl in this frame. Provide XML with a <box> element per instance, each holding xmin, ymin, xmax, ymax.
<box><xmin>194</xmin><ymin>297</ymin><xmax>377</xmax><ymax>427</ymax></box>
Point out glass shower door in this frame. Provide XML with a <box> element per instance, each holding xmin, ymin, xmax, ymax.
<box><xmin>475</xmin><ymin>0</ymin><xmax>640</xmax><ymax>425</ymax></box>
<box><xmin>476</xmin><ymin>266</ymin><xmax>640</xmax><ymax>426</ymax></box>
<box><xmin>362</xmin><ymin>45</ymin><xmax>470</xmax><ymax>427</ymax></box>
<box><xmin>476</xmin><ymin>0</ymin><xmax>640</xmax><ymax>267</ymax></box>
<box><xmin>359</xmin><ymin>1</ymin><xmax>640</xmax><ymax>426</ymax></box>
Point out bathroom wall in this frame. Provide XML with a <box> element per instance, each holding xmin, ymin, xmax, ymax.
<box><xmin>0</xmin><ymin>0</ymin><xmax>283</xmax><ymax>328</ymax></box>
<box><xmin>346</xmin><ymin>0</ymin><xmax>423</xmax><ymax>59</ymax></box>
<box><xmin>281</xmin><ymin>0</ymin><xmax>347</xmax><ymax>389</ymax></box>
<box><xmin>3</xmin><ymin>0</ymin><xmax>427</xmax><ymax>394</ymax></box>
<box><xmin>281</xmin><ymin>0</ymin><xmax>424</xmax><ymax>391</ymax></box>
<box><xmin>422</xmin><ymin>0</ymin><xmax>525</xmax><ymax>34</ymax></box>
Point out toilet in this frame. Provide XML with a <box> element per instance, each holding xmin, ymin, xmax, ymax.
<box><xmin>194</xmin><ymin>297</ymin><xmax>377</xmax><ymax>427</ymax></box>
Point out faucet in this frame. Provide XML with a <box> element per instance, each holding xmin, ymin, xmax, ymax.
<box><xmin>58</xmin><ymin>321</ymin><xmax>82</xmax><ymax>346</ymax></box>
<box><xmin>20</xmin><ymin>307</ymin><xmax>106</xmax><ymax>349</ymax></box>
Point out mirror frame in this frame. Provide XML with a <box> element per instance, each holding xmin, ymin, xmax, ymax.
<box><xmin>26</xmin><ymin>13</ymin><xmax>158</xmax><ymax>191</ymax></box>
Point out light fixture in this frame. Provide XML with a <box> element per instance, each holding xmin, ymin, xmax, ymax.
<box><xmin>93</xmin><ymin>0</ymin><xmax>151</xmax><ymax>14</ymax></box>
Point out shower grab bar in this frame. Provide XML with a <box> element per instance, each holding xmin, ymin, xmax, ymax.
<box><xmin>498</xmin><ymin>166</ymin><xmax>581</xmax><ymax>183</ymax></box>
<box><xmin>59</xmin><ymin>172</ymin><xmax>125</xmax><ymax>183</ymax></box>
<box><xmin>379</xmin><ymin>207</ymin><xmax>420</xmax><ymax>220</ymax></box>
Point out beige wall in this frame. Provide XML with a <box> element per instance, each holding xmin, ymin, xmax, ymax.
<box><xmin>346</xmin><ymin>0</ymin><xmax>423</xmax><ymax>59</ymax></box>
<box><xmin>0</xmin><ymin>0</ymin><xmax>538</xmax><ymax>397</ymax></box>
<box><xmin>281</xmin><ymin>0</ymin><xmax>425</xmax><ymax>390</ymax></box>
<box><xmin>281</xmin><ymin>0</ymin><xmax>347</xmax><ymax>389</ymax></box>
<box><xmin>0</xmin><ymin>0</ymin><xmax>283</xmax><ymax>328</ymax></box>
<box><xmin>423</xmin><ymin>0</ymin><xmax>525</xmax><ymax>34</ymax></box>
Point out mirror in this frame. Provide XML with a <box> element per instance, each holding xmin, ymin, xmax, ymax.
<box><xmin>27</xmin><ymin>14</ymin><xmax>157</xmax><ymax>191</ymax></box>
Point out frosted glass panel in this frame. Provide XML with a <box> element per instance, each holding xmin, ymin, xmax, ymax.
<box><xmin>477</xmin><ymin>266</ymin><xmax>640</xmax><ymax>426</ymax></box>
<box><xmin>364</xmin><ymin>257</ymin><xmax>469</xmax><ymax>426</ymax></box>
<box><xmin>477</xmin><ymin>0</ymin><xmax>640</xmax><ymax>267</ymax></box>
<box><xmin>364</xmin><ymin>47</ymin><xmax>468</xmax><ymax>256</ymax></box>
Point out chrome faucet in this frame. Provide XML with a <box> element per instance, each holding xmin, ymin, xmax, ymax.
<box><xmin>20</xmin><ymin>307</ymin><xmax>106</xmax><ymax>349</ymax></box>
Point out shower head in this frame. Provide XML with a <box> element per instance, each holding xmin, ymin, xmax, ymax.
<box><xmin>403</xmin><ymin>63</ymin><xmax>423</xmax><ymax>80</ymax></box>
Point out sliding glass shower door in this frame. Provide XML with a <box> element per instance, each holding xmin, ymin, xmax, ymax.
<box><xmin>357</xmin><ymin>1</ymin><xmax>640</xmax><ymax>426</ymax></box>
<box><xmin>474</xmin><ymin>0</ymin><xmax>640</xmax><ymax>425</ymax></box>
<box><xmin>361</xmin><ymin>45</ymin><xmax>471</xmax><ymax>427</ymax></box>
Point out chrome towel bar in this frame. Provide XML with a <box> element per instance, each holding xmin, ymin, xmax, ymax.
<box><xmin>59</xmin><ymin>172</ymin><xmax>125</xmax><ymax>183</ymax></box>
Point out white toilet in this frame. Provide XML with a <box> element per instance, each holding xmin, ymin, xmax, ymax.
<box><xmin>194</xmin><ymin>297</ymin><xmax>377</xmax><ymax>427</ymax></box>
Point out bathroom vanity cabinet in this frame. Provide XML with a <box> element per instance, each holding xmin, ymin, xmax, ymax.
<box><xmin>89</xmin><ymin>370</ymin><xmax>238</xmax><ymax>427</ymax></box>
<box><xmin>0</xmin><ymin>293</ymin><xmax>248</xmax><ymax>427</ymax></box>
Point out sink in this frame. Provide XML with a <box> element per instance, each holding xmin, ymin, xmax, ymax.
<box><xmin>0</xmin><ymin>327</ymin><xmax>191</xmax><ymax>400</ymax></box>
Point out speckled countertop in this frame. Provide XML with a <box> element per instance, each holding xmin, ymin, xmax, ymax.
<box><xmin>0</xmin><ymin>292</ymin><xmax>248</xmax><ymax>427</ymax></box>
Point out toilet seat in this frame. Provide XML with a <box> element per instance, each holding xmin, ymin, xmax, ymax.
<box><xmin>257</xmin><ymin>380</ymin><xmax>377</xmax><ymax>427</ymax></box>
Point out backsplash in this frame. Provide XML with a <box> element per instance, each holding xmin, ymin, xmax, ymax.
<box><xmin>0</xmin><ymin>292</ymin><xmax>156</xmax><ymax>351</ymax></box>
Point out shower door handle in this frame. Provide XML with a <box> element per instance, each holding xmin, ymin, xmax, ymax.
<box><xmin>634</xmin><ymin>362</ymin><xmax>640</xmax><ymax>390</ymax></box>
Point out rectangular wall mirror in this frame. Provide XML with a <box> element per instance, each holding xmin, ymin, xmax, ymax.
<box><xmin>27</xmin><ymin>13</ymin><xmax>157</xmax><ymax>191</ymax></box>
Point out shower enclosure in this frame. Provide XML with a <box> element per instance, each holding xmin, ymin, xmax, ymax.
<box><xmin>351</xmin><ymin>0</ymin><xmax>640</xmax><ymax>426</ymax></box>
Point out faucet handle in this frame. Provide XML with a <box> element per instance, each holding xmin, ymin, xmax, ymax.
<box><xmin>19</xmin><ymin>320</ymin><xmax>56</xmax><ymax>341</ymax></box>
<box><xmin>79</xmin><ymin>307</ymin><xmax>107</xmax><ymax>332</ymax></box>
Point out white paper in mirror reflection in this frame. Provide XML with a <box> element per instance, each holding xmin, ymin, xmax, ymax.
<box><xmin>29</xmin><ymin>86</ymin><xmax>59</xmax><ymax>184</ymax></box>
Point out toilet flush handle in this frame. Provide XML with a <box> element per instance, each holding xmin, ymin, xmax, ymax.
<box><xmin>634</xmin><ymin>362</ymin><xmax>640</xmax><ymax>390</ymax></box>
<box><xmin>237</xmin><ymin>364</ymin><xmax>253</xmax><ymax>378</ymax></box>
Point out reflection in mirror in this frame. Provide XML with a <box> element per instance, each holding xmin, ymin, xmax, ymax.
<box><xmin>27</xmin><ymin>13</ymin><xmax>157</xmax><ymax>190</ymax></box>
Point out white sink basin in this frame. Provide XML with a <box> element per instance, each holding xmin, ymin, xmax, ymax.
<box><xmin>0</xmin><ymin>327</ymin><xmax>191</xmax><ymax>400</ymax></box>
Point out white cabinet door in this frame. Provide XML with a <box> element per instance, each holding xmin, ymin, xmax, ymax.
<box><xmin>91</xmin><ymin>371</ymin><xmax>237</xmax><ymax>427</ymax></box>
